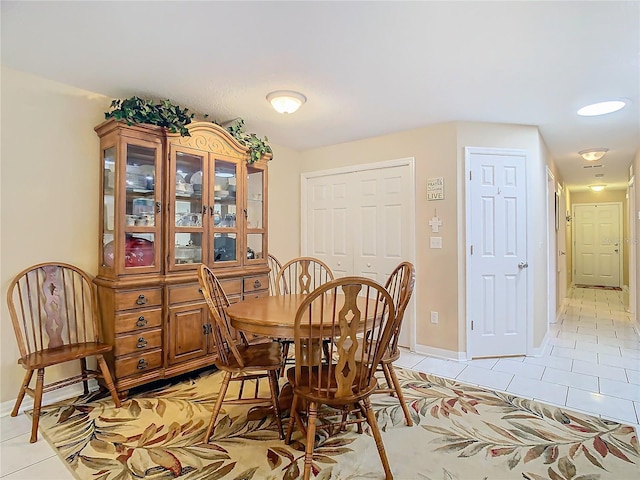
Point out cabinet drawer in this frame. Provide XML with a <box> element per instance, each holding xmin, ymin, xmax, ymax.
<box><xmin>168</xmin><ymin>283</ymin><xmax>204</xmax><ymax>305</ymax></box>
<box><xmin>114</xmin><ymin>328</ymin><xmax>162</xmax><ymax>356</ymax></box>
<box><xmin>115</xmin><ymin>349</ymin><xmax>162</xmax><ymax>378</ymax></box>
<box><xmin>243</xmin><ymin>289</ymin><xmax>269</xmax><ymax>302</ymax></box>
<box><xmin>114</xmin><ymin>288</ymin><xmax>162</xmax><ymax>311</ymax></box>
<box><xmin>219</xmin><ymin>278</ymin><xmax>242</xmax><ymax>296</ymax></box>
<box><xmin>114</xmin><ymin>308</ymin><xmax>162</xmax><ymax>334</ymax></box>
<box><xmin>243</xmin><ymin>275</ymin><xmax>269</xmax><ymax>293</ymax></box>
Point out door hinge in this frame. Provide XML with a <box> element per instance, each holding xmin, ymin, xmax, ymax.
<box><xmin>471</xmin><ymin>320</ymin><xmax>474</xmax><ymax>330</ymax></box>
<box><xmin>469</xmin><ymin>171</ymin><xmax>472</xmax><ymax>180</ymax></box>
<box><xmin>203</xmin><ymin>324</ymin><xmax>212</xmax><ymax>335</ymax></box>
<box><xmin>470</xmin><ymin>245</ymin><xmax>474</xmax><ymax>255</ymax></box>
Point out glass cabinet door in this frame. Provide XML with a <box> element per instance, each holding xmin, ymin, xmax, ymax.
<box><xmin>246</xmin><ymin>163</ymin><xmax>266</xmax><ymax>262</ymax></box>
<box><xmin>102</xmin><ymin>140</ymin><xmax>161</xmax><ymax>274</ymax></box>
<box><xmin>211</xmin><ymin>158</ymin><xmax>241</xmax><ymax>267</ymax></box>
<box><xmin>169</xmin><ymin>149</ymin><xmax>205</xmax><ymax>271</ymax></box>
<box><xmin>123</xmin><ymin>143</ymin><xmax>161</xmax><ymax>272</ymax></box>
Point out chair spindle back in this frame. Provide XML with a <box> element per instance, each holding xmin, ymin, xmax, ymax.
<box><xmin>276</xmin><ymin>257</ymin><xmax>334</xmax><ymax>296</ymax></box>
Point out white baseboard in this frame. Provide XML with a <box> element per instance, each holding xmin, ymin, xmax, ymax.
<box><xmin>414</xmin><ymin>344</ymin><xmax>467</xmax><ymax>361</ymax></box>
<box><xmin>0</xmin><ymin>380</ymin><xmax>99</xmax><ymax>418</ymax></box>
<box><xmin>528</xmin><ymin>330</ymin><xmax>551</xmax><ymax>357</ymax></box>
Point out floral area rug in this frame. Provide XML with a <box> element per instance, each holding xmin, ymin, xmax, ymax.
<box><xmin>35</xmin><ymin>367</ymin><xmax>639</xmax><ymax>479</ymax></box>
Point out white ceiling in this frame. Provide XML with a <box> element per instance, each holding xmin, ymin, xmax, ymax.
<box><xmin>2</xmin><ymin>1</ymin><xmax>638</xmax><ymax>191</ymax></box>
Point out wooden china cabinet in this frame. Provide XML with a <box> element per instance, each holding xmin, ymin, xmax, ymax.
<box><xmin>94</xmin><ymin>119</ymin><xmax>270</xmax><ymax>398</ymax></box>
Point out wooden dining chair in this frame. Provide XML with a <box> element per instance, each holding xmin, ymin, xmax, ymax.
<box><xmin>275</xmin><ymin>256</ymin><xmax>334</xmax><ymax>375</ymax></box>
<box><xmin>284</xmin><ymin>277</ymin><xmax>396</xmax><ymax>480</ymax></box>
<box><xmin>198</xmin><ymin>265</ymin><xmax>284</xmax><ymax>442</ymax></box>
<box><xmin>372</xmin><ymin>262</ymin><xmax>416</xmax><ymax>426</ymax></box>
<box><xmin>267</xmin><ymin>253</ymin><xmax>284</xmax><ymax>296</ymax></box>
<box><xmin>7</xmin><ymin>262</ymin><xmax>121</xmax><ymax>443</ymax></box>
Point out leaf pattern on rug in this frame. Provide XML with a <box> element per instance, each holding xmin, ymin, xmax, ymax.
<box><xmin>34</xmin><ymin>367</ymin><xmax>639</xmax><ymax>479</ymax></box>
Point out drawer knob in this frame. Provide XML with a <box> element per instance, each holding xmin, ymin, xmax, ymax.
<box><xmin>136</xmin><ymin>295</ymin><xmax>148</xmax><ymax>305</ymax></box>
<box><xmin>137</xmin><ymin>337</ymin><xmax>148</xmax><ymax>348</ymax></box>
<box><xmin>136</xmin><ymin>316</ymin><xmax>147</xmax><ymax>327</ymax></box>
<box><xmin>253</xmin><ymin>280</ymin><xmax>261</xmax><ymax>289</ymax></box>
<box><xmin>198</xmin><ymin>288</ymin><xmax>203</xmax><ymax>294</ymax></box>
<box><xmin>137</xmin><ymin>359</ymin><xmax>149</xmax><ymax>370</ymax></box>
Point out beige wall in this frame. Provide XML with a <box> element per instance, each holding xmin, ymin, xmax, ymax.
<box><xmin>570</xmin><ymin>189</ymin><xmax>629</xmax><ymax>286</ymax></box>
<box><xmin>1</xmin><ymin>67</ymin><xmax>112</xmax><ymax>403</ymax></box>
<box><xmin>634</xmin><ymin>149</ymin><xmax>640</xmax><ymax>327</ymax></box>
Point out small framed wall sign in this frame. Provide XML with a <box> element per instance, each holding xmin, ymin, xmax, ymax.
<box><xmin>427</xmin><ymin>177</ymin><xmax>444</xmax><ymax>200</ymax></box>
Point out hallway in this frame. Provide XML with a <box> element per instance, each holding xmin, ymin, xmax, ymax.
<box><xmin>398</xmin><ymin>286</ymin><xmax>640</xmax><ymax>426</ymax></box>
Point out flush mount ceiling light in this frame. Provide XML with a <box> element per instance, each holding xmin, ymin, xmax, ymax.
<box><xmin>577</xmin><ymin>100</ymin><xmax>626</xmax><ymax>116</ymax></box>
<box><xmin>589</xmin><ymin>184</ymin><xmax>606</xmax><ymax>192</ymax></box>
<box><xmin>579</xmin><ymin>148</ymin><xmax>609</xmax><ymax>161</ymax></box>
<box><xmin>266</xmin><ymin>90</ymin><xmax>307</xmax><ymax>114</ymax></box>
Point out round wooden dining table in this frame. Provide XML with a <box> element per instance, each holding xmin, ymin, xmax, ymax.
<box><xmin>226</xmin><ymin>293</ymin><xmax>310</xmax><ymax>339</ymax></box>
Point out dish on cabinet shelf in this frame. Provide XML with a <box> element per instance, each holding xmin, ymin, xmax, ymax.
<box><xmin>189</xmin><ymin>171</ymin><xmax>203</xmax><ymax>184</ymax></box>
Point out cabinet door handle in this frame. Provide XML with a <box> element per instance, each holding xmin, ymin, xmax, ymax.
<box><xmin>136</xmin><ymin>295</ymin><xmax>148</xmax><ymax>305</ymax></box>
<box><xmin>155</xmin><ymin>202</ymin><xmax>161</xmax><ymax>213</ymax></box>
<box><xmin>198</xmin><ymin>288</ymin><xmax>203</xmax><ymax>294</ymax></box>
<box><xmin>137</xmin><ymin>359</ymin><xmax>149</xmax><ymax>370</ymax></box>
<box><xmin>137</xmin><ymin>337</ymin><xmax>148</xmax><ymax>348</ymax></box>
<box><xmin>202</xmin><ymin>205</ymin><xmax>208</xmax><ymax>215</ymax></box>
<box><xmin>209</xmin><ymin>206</ymin><xmax>214</xmax><ymax>216</ymax></box>
<box><xmin>244</xmin><ymin>208</ymin><xmax>248</xmax><ymax>219</ymax></box>
<box><xmin>136</xmin><ymin>316</ymin><xmax>147</xmax><ymax>327</ymax></box>
<box><xmin>254</xmin><ymin>280</ymin><xmax>261</xmax><ymax>289</ymax></box>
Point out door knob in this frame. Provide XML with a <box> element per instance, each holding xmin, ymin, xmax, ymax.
<box><xmin>614</xmin><ymin>249</ymin><xmax>619</xmax><ymax>253</ymax></box>
<box><xmin>367</xmin><ymin>263</ymin><xmax>371</xmax><ymax>267</ymax></box>
<box><xmin>518</xmin><ymin>262</ymin><xmax>529</xmax><ymax>269</ymax></box>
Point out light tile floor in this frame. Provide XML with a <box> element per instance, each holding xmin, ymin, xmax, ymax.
<box><xmin>397</xmin><ymin>286</ymin><xmax>640</xmax><ymax>427</ymax></box>
<box><xmin>1</xmin><ymin>286</ymin><xmax>638</xmax><ymax>478</ymax></box>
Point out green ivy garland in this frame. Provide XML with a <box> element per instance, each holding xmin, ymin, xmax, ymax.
<box><xmin>105</xmin><ymin>97</ymin><xmax>272</xmax><ymax>163</ymax></box>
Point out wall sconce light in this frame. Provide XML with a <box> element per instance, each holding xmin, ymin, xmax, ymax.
<box><xmin>579</xmin><ymin>148</ymin><xmax>609</xmax><ymax>161</ymax></box>
<box><xmin>266</xmin><ymin>90</ymin><xmax>307</xmax><ymax>114</ymax></box>
<box><xmin>589</xmin><ymin>184</ymin><xmax>606</xmax><ymax>192</ymax></box>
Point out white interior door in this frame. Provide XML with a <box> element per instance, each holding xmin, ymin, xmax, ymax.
<box><xmin>466</xmin><ymin>149</ymin><xmax>528</xmax><ymax>358</ymax></box>
<box><xmin>557</xmin><ymin>186</ymin><xmax>568</xmax><ymax>307</ymax></box>
<box><xmin>303</xmin><ymin>159</ymin><xmax>415</xmax><ymax>348</ymax></box>
<box><xmin>573</xmin><ymin>203</ymin><xmax>622</xmax><ymax>287</ymax></box>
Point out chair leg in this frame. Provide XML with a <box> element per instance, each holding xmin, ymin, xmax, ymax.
<box><xmin>267</xmin><ymin>371</ymin><xmax>284</xmax><ymax>439</ymax></box>
<box><xmin>30</xmin><ymin>369</ymin><xmax>45</xmax><ymax>443</ymax></box>
<box><xmin>380</xmin><ymin>363</ymin><xmax>394</xmax><ymax>395</ymax></box>
<box><xmin>79</xmin><ymin>358</ymin><xmax>89</xmax><ymax>395</ymax></box>
<box><xmin>285</xmin><ymin>393</ymin><xmax>299</xmax><ymax>444</ymax></box>
<box><xmin>385</xmin><ymin>363</ymin><xmax>413</xmax><ymax>427</ymax></box>
<box><xmin>302</xmin><ymin>401</ymin><xmax>318</xmax><ymax>480</ymax></box>
<box><xmin>96</xmin><ymin>355</ymin><xmax>121</xmax><ymax>408</ymax></box>
<box><xmin>11</xmin><ymin>369</ymin><xmax>34</xmax><ymax>417</ymax></box>
<box><xmin>204</xmin><ymin>371</ymin><xmax>232</xmax><ymax>443</ymax></box>
<box><xmin>280</xmin><ymin>341</ymin><xmax>290</xmax><ymax>377</ymax></box>
<box><xmin>362</xmin><ymin>397</ymin><xmax>393</xmax><ymax>479</ymax></box>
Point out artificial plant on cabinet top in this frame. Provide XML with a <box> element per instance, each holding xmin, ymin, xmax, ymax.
<box><xmin>105</xmin><ymin>96</ymin><xmax>272</xmax><ymax>163</ymax></box>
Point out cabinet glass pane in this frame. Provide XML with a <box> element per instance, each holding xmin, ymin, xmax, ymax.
<box><xmin>213</xmin><ymin>233</ymin><xmax>237</xmax><ymax>262</ymax></box>
<box><xmin>125</xmin><ymin>145</ymin><xmax>157</xmax><ymax>227</ymax></box>
<box><xmin>103</xmin><ymin>233</ymin><xmax>155</xmax><ymax>269</ymax></box>
<box><xmin>175</xmin><ymin>152</ymin><xmax>204</xmax><ymax>226</ymax></box>
<box><xmin>247</xmin><ymin>166</ymin><xmax>264</xmax><ymax>229</ymax></box>
<box><xmin>102</xmin><ymin>147</ymin><xmax>116</xmax><ymax>268</ymax></box>
<box><xmin>247</xmin><ymin>234</ymin><xmax>264</xmax><ymax>259</ymax></box>
<box><xmin>175</xmin><ymin>233</ymin><xmax>203</xmax><ymax>265</ymax></box>
<box><xmin>214</xmin><ymin>161</ymin><xmax>237</xmax><ymax>228</ymax></box>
